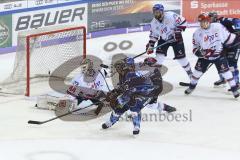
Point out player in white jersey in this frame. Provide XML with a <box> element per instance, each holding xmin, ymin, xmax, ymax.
<box><xmin>36</xmin><ymin>58</ymin><xmax>108</xmax><ymax>115</ymax></box>
<box><xmin>66</xmin><ymin>58</ymin><xmax>109</xmax><ymax>114</ymax></box>
<box><xmin>185</xmin><ymin>13</ymin><xmax>239</xmax><ymax>98</ymax></box>
<box><xmin>208</xmin><ymin>12</ymin><xmax>240</xmax><ymax>89</ymax></box>
<box><xmin>146</xmin><ymin>4</ymin><xmax>192</xmax><ymax>79</ymax></box>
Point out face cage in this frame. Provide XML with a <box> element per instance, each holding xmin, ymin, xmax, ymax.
<box><xmin>81</xmin><ymin>64</ymin><xmax>89</xmax><ymax>74</ymax></box>
<box><xmin>153</xmin><ymin>10</ymin><xmax>163</xmax><ymax>19</ymax></box>
<box><xmin>200</xmin><ymin>20</ymin><xmax>210</xmax><ymax>29</ymax></box>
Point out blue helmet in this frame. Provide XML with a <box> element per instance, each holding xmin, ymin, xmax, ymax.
<box><xmin>125</xmin><ymin>57</ymin><xmax>134</xmax><ymax>66</ymax></box>
<box><xmin>153</xmin><ymin>4</ymin><xmax>164</xmax><ymax>12</ymax></box>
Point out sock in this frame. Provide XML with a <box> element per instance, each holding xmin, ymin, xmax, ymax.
<box><xmin>177</xmin><ymin>58</ymin><xmax>192</xmax><ymax>77</ymax></box>
<box><xmin>222</xmin><ymin>70</ymin><xmax>236</xmax><ymax>87</ymax></box>
<box><xmin>190</xmin><ymin>69</ymin><xmax>203</xmax><ymax>85</ymax></box>
<box><xmin>233</xmin><ymin>68</ymin><xmax>239</xmax><ymax>84</ymax></box>
<box><xmin>131</xmin><ymin>112</ymin><xmax>141</xmax><ymax>129</ymax></box>
<box><xmin>109</xmin><ymin>111</ymin><xmax>121</xmax><ymax>125</ymax></box>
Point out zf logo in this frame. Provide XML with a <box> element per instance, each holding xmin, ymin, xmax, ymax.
<box><xmin>15</xmin><ymin>7</ymin><xmax>85</xmax><ymax>31</ymax></box>
<box><xmin>190</xmin><ymin>1</ymin><xmax>199</xmax><ymax>9</ymax></box>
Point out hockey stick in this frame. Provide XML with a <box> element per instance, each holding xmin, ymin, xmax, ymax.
<box><xmin>179</xmin><ymin>63</ymin><xmax>214</xmax><ymax>87</ymax></box>
<box><xmin>28</xmin><ymin>99</ymin><xmax>105</xmax><ymax>125</ymax></box>
<box><xmin>100</xmin><ymin>39</ymin><xmax>176</xmax><ymax>69</ymax></box>
<box><xmin>100</xmin><ymin>64</ymin><xmax>109</xmax><ymax>69</ymax></box>
<box><xmin>179</xmin><ymin>82</ymin><xmax>190</xmax><ymax>87</ymax></box>
<box><xmin>133</xmin><ymin>39</ymin><xmax>175</xmax><ymax>59</ymax></box>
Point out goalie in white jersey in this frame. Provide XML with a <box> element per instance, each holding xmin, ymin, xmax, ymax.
<box><xmin>185</xmin><ymin>13</ymin><xmax>239</xmax><ymax>98</ymax></box>
<box><xmin>36</xmin><ymin>58</ymin><xmax>108</xmax><ymax>115</ymax></box>
<box><xmin>146</xmin><ymin>4</ymin><xmax>192</xmax><ymax>79</ymax></box>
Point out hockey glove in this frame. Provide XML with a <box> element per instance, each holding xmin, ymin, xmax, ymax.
<box><xmin>193</xmin><ymin>48</ymin><xmax>204</xmax><ymax>58</ymax></box>
<box><xmin>201</xmin><ymin>49</ymin><xmax>216</xmax><ymax>58</ymax></box>
<box><xmin>106</xmin><ymin>89</ymin><xmax>121</xmax><ymax>102</ymax></box>
<box><xmin>146</xmin><ymin>40</ymin><xmax>155</xmax><ymax>54</ymax></box>
<box><xmin>173</xmin><ymin>29</ymin><xmax>183</xmax><ymax>42</ymax></box>
<box><xmin>95</xmin><ymin>91</ymin><xmax>106</xmax><ymax>100</ymax></box>
<box><xmin>193</xmin><ymin>48</ymin><xmax>215</xmax><ymax>58</ymax></box>
<box><xmin>173</xmin><ymin>26</ymin><xmax>185</xmax><ymax>42</ymax></box>
<box><xmin>144</xmin><ymin>57</ymin><xmax>157</xmax><ymax>66</ymax></box>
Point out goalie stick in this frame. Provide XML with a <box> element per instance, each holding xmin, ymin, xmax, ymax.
<box><xmin>98</xmin><ymin>70</ymin><xmax>111</xmax><ymax>92</ymax></box>
<box><xmin>93</xmin><ymin>70</ymin><xmax>112</xmax><ymax>115</ymax></box>
<box><xmin>28</xmin><ymin>100</ymin><xmax>105</xmax><ymax>125</ymax></box>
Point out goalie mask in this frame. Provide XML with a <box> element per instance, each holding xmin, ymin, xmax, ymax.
<box><xmin>80</xmin><ymin>58</ymin><xmax>94</xmax><ymax>75</ymax></box>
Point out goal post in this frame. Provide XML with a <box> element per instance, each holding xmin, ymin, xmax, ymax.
<box><xmin>1</xmin><ymin>25</ymin><xmax>86</xmax><ymax>96</ymax></box>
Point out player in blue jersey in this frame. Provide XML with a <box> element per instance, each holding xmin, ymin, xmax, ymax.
<box><xmin>102</xmin><ymin>57</ymin><xmax>176</xmax><ymax>135</ymax></box>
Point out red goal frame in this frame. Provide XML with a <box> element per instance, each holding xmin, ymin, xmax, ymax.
<box><xmin>25</xmin><ymin>26</ymin><xmax>86</xmax><ymax>96</ymax></box>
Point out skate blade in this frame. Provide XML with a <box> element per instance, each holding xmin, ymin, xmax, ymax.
<box><xmin>213</xmin><ymin>84</ymin><xmax>226</xmax><ymax>88</ymax></box>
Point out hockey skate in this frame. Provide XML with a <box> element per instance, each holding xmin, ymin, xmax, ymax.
<box><xmin>133</xmin><ymin>126</ymin><xmax>140</xmax><ymax>135</ymax></box>
<box><xmin>102</xmin><ymin>121</ymin><xmax>113</xmax><ymax>129</ymax></box>
<box><xmin>185</xmin><ymin>84</ymin><xmax>196</xmax><ymax>95</ymax></box>
<box><xmin>102</xmin><ymin>111</ymin><xmax>120</xmax><ymax>129</ymax></box>
<box><xmin>214</xmin><ymin>79</ymin><xmax>226</xmax><ymax>87</ymax></box>
<box><xmin>131</xmin><ymin>112</ymin><xmax>141</xmax><ymax>135</ymax></box>
<box><xmin>230</xmin><ymin>86</ymin><xmax>240</xmax><ymax>98</ymax></box>
<box><xmin>228</xmin><ymin>83</ymin><xmax>240</xmax><ymax>92</ymax></box>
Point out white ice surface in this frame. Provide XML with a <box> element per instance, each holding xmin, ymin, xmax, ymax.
<box><xmin>0</xmin><ymin>28</ymin><xmax>240</xmax><ymax>160</ymax></box>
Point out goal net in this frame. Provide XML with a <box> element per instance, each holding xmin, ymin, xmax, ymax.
<box><xmin>0</xmin><ymin>25</ymin><xmax>86</xmax><ymax>96</ymax></box>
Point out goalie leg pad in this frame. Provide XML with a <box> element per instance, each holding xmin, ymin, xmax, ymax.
<box><xmin>36</xmin><ymin>94</ymin><xmax>78</xmax><ymax>111</ymax></box>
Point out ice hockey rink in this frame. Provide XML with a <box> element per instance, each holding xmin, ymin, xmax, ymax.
<box><xmin>0</xmin><ymin>28</ymin><xmax>240</xmax><ymax>160</ymax></box>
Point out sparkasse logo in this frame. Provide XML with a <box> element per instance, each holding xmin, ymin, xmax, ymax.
<box><xmin>191</xmin><ymin>0</ymin><xmax>199</xmax><ymax>9</ymax></box>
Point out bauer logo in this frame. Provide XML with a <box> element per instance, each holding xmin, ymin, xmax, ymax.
<box><xmin>0</xmin><ymin>22</ymin><xmax>9</xmax><ymax>46</ymax></box>
<box><xmin>12</xmin><ymin>3</ymin><xmax>88</xmax><ymax>45</ymax></box>
<box><xmin>190</xmin><ymin>1</ymin><xmax>199</xmax><ymax>9</ymax></box>
<box><xmin>15</xmin><ymin>7</ymin><xmax>85</xmax><ymax>31</ymax></box>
